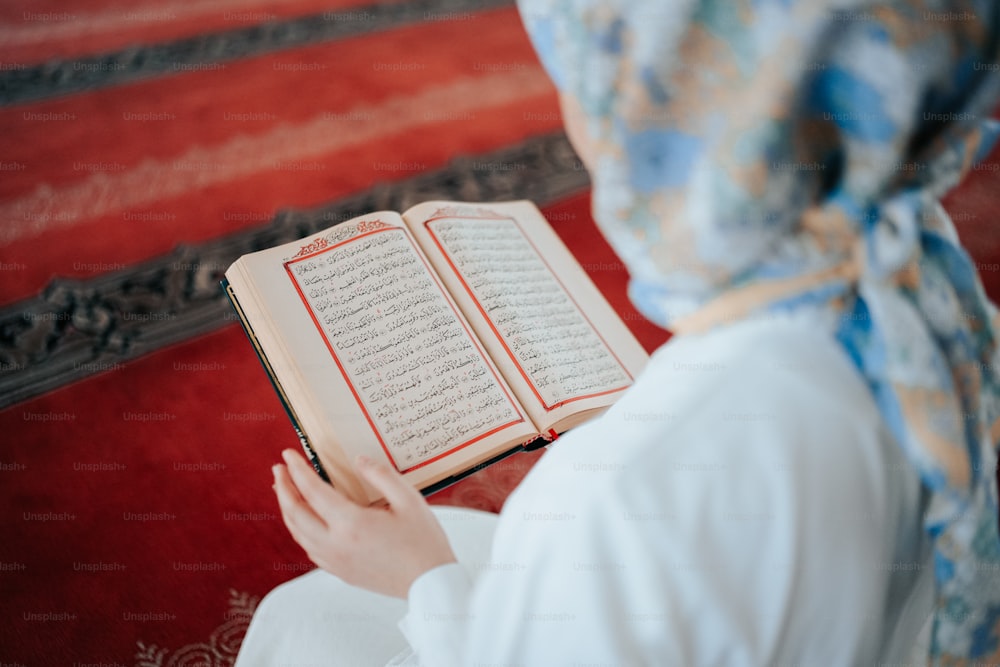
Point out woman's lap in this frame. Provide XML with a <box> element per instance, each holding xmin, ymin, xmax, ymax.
<box><xmin>235</xmin><ymin>506</ymin><xmax>499</xmax><ymax>667</ymax></box>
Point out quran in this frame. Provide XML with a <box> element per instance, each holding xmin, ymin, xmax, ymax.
<box><xmin>223</xmin><ymin>200</ymin><xmax>649</xmax><ymax>504</ymax></box>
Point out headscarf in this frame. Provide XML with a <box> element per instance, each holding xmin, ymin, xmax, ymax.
<box><xmin>516</xmin><ymin>0</ymin><xmax>1000</xmax><ymax>662</ymax></box>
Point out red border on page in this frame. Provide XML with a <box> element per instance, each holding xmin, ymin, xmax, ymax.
<box><xmin>284</xmin><ymin>225</ymin><xmax>526</xmax><ymax>474</ymax></box>
<box><xmin>422</xmin><ymin>211</ymin><xmax>633</xmax><ymax>411</ymax></box>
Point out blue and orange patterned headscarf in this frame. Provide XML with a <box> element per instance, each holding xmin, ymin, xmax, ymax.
<box><xmin>517</xmin><ymin>0</ymin><xmax>1000</xmax><ymax>662</ymax></box>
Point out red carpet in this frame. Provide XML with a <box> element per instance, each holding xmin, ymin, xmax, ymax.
<box><xmin>0</xmin><ymin>193</ymin><xmax>666</xmax><ymax>665</ymax></box>
<box><xmin>0</xmin><ymin>2</ymin><xmax>609</xmax><ymax>662</ymax></box>
<box><xmin>0</xmin><ymin>5</ymin><xmax>561</xmax><ymax>305</ymax></box>
<box><xmin>0</xmin><ymin>1</ymin><xmax>997</xmax><ymax>664</ymax></box>
<box><xmin>0</xmin><ymin>0</ymin><xmax>396</xmax><ymax>64</ymax></box>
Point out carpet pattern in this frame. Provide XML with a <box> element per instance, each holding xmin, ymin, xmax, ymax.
<box><xmin>0</xmin><ymin>0</ymin><xmax>509</xmax><ymax>95</ymax></box>
<box><xmin>0</xmin><ymin>132</ymin><xmax>588</xmax><ymax>408</ymax></box>
<box><xmin>0</xmin><ymin>1</ymin><xmax>668</xmax><ymax>663</ymax></box>
<box><xmin>134</xmin><ymin>589</ymin><xmax>259</xmax><ymax>667</ymax></box>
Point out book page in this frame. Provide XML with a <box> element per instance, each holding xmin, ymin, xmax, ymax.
<box><xmin>403</xmin><ymin>201</ymin><xmax>649</xmax><ymax>433</ymax></box>
<box><xmin>284</xmin><ymin>219</ymin><xmax>526</xmax><ymax>470</ymax></box>
<box><xmin>226</xmin><ymin>213</ymin><xmax>538</xmax><ymax>503</ymax></box>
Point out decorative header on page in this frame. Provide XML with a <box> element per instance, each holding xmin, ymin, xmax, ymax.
<box><xmin>287</xmin><ymin>218</ymin><xmax>391</xmax><ymax>261</ymax></box>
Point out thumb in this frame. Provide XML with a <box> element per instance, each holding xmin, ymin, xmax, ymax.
<box><xmin>355</xmin><ymin>455</ymin><xmax>423</xmax><ymax>510</ymax></box>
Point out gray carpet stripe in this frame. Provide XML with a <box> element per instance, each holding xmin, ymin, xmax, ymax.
<box><xmin>0</xmin><ymin>0</ymin><xmax>513</xmax><ymax>106</ymax></box>
<box><xmin>0</xmin><ymin>131</ymin><xmax>588</xmax><ymax>409</ymax></box>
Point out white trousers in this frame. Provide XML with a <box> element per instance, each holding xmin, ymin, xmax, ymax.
<box><xmin>234</xmin><ymin>506</ymin><xmax>499</xmax><ymax>667</ymax></box>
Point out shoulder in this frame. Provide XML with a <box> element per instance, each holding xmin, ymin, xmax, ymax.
<box><xmin>519</xmin><ymin>313</ymin><xmax>904</xmax><ymax>512</ymax></box>
<box><xmin>504</xmin><ymin>311</ymin><xmax>923</xmax><ymax>594</ymax></box>
<box><xmin>487</xmin><ymin>315</ymin><xmax>927</xmax><ymax>661</ymax></box>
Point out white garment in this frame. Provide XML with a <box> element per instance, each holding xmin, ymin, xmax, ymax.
<box><xmin>236</xmin><ymin>507</ymin><xmax>500</xmax><ymax>666</ymax></box>
<box><xmin>238</xmin><ymin>313</ymin><xmax>934</xmax><ymax>666</ymax></box>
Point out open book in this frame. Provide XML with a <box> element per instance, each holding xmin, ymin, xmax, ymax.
<box><xmin>223</xmin><ymin>200</ymin><xmax>648</xmax><ymax>504</ymax></box>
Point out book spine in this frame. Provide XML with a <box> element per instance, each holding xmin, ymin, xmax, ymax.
<box><xmin>221</xmin><ymin>279</ymin><xmax>330</xmax><ymax>483</ymax></box>
<box><xmin>522</xmin><ymin>432</ymin><xmax>554</xmax><ymax>451</ymax></box>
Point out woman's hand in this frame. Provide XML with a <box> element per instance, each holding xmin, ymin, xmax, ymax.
<box><xmin>272</xmin><ymin>448</ymin><xmax>457</xmax><ymax>599</ymax></box>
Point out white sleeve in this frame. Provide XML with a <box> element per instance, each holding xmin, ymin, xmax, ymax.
<box><xmin>463</xmin><ymin>476</ymin><xmax>676</xmax><ymax>665</ymax></box>
<box><xmin>397</xmin><ymin>563</ymin><xmax>473</xmax><ymax>667</ymax></box>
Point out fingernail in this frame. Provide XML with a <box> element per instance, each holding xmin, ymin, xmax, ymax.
<box><xmin>272</xmin><ymin>464</ymin><xmax>281</xmax><ymax>480</ymax></box>
<box><xmin>281</xmin><ymin>449</ymin><xmax>295</xmax><ymax>463</ymax></box>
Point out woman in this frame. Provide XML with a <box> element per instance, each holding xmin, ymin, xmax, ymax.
<box><xmin>237</xmin><ymin>0</ymin><xmax>1000</xmax><ymax>664</ymax></box>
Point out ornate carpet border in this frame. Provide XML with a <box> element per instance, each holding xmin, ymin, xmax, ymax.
<box><xmin>0</xmin><ymin>0</ymin><xmax>513</xmax><ymax>106</ymax></box>
<box><xmin>0</xmin><ymin>131</ymin><xmax>588</xmax><ymax>409</ymax></box>
<box><xmin>134</xmin><ymin>589</ymin><xmax>258</xmax><ymax>667</ymax></box>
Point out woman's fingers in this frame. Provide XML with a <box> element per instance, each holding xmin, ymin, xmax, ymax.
<box><xmin>281</xmin><ymin>448</ymin><xmax>355</xmax><ymax>520</ymax></box>
<box><xmin>270</xmin><ymin>451</ymin><xmax>456</xmax><ymax>598</ymax></box>
<box><xmin>355</xmin><ymin>455</ymin><xmax>423</xmax><ymax>511</ymax></box>
<box><xmin>273</xmin><ymin>462</ymin><xmax>326</xmax><ymax>540</ymax></box>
